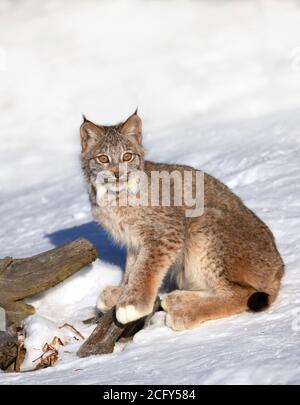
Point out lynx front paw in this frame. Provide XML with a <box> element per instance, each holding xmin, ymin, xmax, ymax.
<box><xmin>96</xmin><ymin>295</ymin><xmax>111</xmax><ymax>313</ymax></box>
<box><xmin>116</xmin><ymin>305</ymin><xmax>148</xmax><ymax>324</ymax></box>
<box><xmin>96</xmin><ymin>286</ymin><xmax>122</xmax><ymax>313</ymax></box>
<box><xmin>116</xmin><ymin>293</ymin><xmax>153</xmax><ymax>324</ymax></box>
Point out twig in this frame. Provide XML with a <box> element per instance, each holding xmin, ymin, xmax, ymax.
<box><xmin>59</xmin><ymin>323</ymin><xmax>85</xmax><ymax>340</ymax></box>
<box><xmin>14</xmin><ymin>332</ymin><xmax>25</xmax><ymax>372</ymax></box>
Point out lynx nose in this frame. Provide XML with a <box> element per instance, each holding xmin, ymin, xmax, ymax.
<box><xmin>113</xmin><ymin>170</ymin><xmax>120</xmax><ymax>179</ymax></box>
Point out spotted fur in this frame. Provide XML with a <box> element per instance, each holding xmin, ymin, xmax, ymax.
<box><xmin>80</xmin><ymin>112</ymin><xmax>284</xmax><ymax>330</ymax></box>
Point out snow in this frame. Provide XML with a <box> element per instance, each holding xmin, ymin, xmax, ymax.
<box><xmin>0</xmin><ymin>0</ymin><xmax>300</xmax><ymax>384</ymax></box>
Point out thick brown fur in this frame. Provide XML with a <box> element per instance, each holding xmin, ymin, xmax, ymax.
<box><xmin>80</xmin><ymin>112</ymin><xmax>284</xmax><ymax>330</ymax></box>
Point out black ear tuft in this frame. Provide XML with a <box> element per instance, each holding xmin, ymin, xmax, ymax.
<box><xmin>134</xmin><ymin>107</ymin><xmax>138</xmax><ymax>115</ymax></box>
<box><xmin>82</xmin><ymin>114</ymin><xmax>88</xmax><ymax>123</ymax></box>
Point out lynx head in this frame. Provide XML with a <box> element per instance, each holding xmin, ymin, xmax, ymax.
<box><xmin>80</xmin><ymin>110</ymin><xmax>144</xmax><ymax>197</ymax></box>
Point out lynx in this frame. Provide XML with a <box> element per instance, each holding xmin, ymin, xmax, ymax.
<box><xmin>80</xmin><ymin>111</ymin><xmax>284</xmax><ymax>330</ymax></box>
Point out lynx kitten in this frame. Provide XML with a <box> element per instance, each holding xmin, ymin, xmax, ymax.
<box><xmin>80</xmin><ymin>111</ymin><xmax>283</xmax><ymax>330</ymax></box>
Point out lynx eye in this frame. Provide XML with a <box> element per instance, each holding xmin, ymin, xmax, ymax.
<box><xmin>122</xmin><ymin>152</ymin><xmax>134</xmax><ymax>162</ymax></box>
<box><xmin>95</xmin><ymin>154</ymin><xmax>109</xmax><ymax>164</ymax></box>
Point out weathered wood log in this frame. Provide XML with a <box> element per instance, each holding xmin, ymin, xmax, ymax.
<box><xmin>0</xmin><ymin>239</ymin><xmax>98</xmax><ymax>326</ymax></box>
<box><xmin>0</xmin><ymin>307</ymin><xmax>6</xmax><ymax>331</ymax></box>
<box><xmin>77</xmin><ymin>298</ymin><xmax>161</xmax><ymax>358</ymax></box>
<box><xmin>0</xmin><ymin>331</ymin><xmax>18</xmax><ymax>370</ymax></box>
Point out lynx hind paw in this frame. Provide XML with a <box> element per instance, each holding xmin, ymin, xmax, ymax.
<box><xmin>165</xmin><ymin>312</ymin><xmax>187</xmax><ymax>331</ymax></box>
<box><xmin>116</xmin><ymin>305</ymin><xmax>147</xmax><ymax>324</ymax></box>
<box><xmin>162</xmin><ymin>292</ymin><xmax>197</xmax><ymax>331</ymax></box>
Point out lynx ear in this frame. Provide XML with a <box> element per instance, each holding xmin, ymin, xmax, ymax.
<box><xmin>120</xmin><ymin>110</ymin><xmax>142</xmax><ymax>145</ymax></box>
<box><xmin>80</xmin><ymin>116</ymin><xmax>105</xmax><ymax>152</ymax></box>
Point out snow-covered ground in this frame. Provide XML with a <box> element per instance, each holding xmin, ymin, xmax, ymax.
<box><xmin>0</xmin><ymin>0</ymin><xmax>300</xmax><ymax>384</ymax></box>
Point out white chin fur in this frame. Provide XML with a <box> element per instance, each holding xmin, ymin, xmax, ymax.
<box><xmin>94</xmin><ymin>174</ymin><xmax>141</xmax><ymax>206</ymax></box>
<box><xmin>95</xmin><ymin>183</ymin><xmax>107</xmax><ymax>204</ymax></box>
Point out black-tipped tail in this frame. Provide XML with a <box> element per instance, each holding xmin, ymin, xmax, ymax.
<box><xmin>247</xmin><ymin>292</ymin><xmax>269</xmax><ymax>312</ymax></box>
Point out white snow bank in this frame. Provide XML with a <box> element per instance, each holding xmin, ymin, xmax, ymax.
<box><xmin>1</xmin><ymin>0</ymin><xmax>300</xmax><ymax>192</ymax></box>
<box><xmin>1</xmin><ymin>110</ymin><xmax>299</xmax><ymax>384</ymax></box>
<box><xmin>21</xmin><ymin>260</ymin><xmax>122</xmax><ymax>371</ymax></box>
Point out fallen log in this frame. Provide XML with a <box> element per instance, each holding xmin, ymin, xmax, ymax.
<box><xmin>77</xmin><ymin>298</ymin><xmax>161</xmax><ymax>358</ymax></box>
<box><xmin>0</xmin><ymin>238</ymin><xmax>98</xmax><ymax>327</ymax></box>
<box><xmin>1</xmin><ymin>238</ymin><xmax>161</xmax><ymax>369</ymax></box>
<box><xmin>0</xmin><ymin>331</ymin><xmax>18</xmax><ymax>370</ymax></box>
